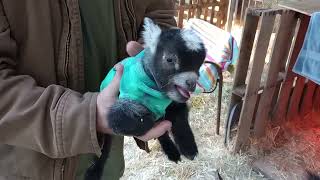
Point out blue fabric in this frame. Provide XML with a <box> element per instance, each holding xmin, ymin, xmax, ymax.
<box><xmin>293</xmin><ymin>12</ymin><xmax>320</xmax><ymax>85</ymax></box>
<box><xmin>194</xmin><ymin>63</ymin><xmax>220</xmax><ymax>94</ymax></box>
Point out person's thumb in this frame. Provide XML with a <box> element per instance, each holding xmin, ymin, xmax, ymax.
<box><xmin>126</xmin><ymin>41</ymin><xmax>144</xmax><ymax>57</ymax></box>
<box><xmin>102</xmin><ymin>64</ymin><xmax>124</xmax><ymax>96</ymax></box>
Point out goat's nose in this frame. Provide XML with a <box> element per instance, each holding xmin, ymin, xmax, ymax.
<box><xmin>186</xmin><ymin>79</ymin><xmax>196</xmax><ymax>91</ymax></box>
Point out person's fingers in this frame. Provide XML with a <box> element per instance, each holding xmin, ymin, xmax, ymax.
<box><xmin>136</xmin><ymin>120</ymin><xmax>172</xmax><ymax>142</ymax></box>
<box><xmin>126</xmin><ymin>41</ymin><xmax>144</xmax><ymax>57</ymax></box>
<box><xmin>102</xmin><ymin>64</ymin><xmax>124</xmax><ymax>96</ymax></box>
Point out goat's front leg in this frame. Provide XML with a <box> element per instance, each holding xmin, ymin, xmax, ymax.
<box><xmin>107</xmin><ymin>99</ymin><xmax>156</xmax><ymax>136</ymax></box>
<box><xmin>166</xmin><ymin>102</ymin><xmax>198</xmax><ymax>160</ymax></box>
<box><xmin>158</xmin><ymin>132</ymin><xmax>181</xmax><ymax>163</ymax></box>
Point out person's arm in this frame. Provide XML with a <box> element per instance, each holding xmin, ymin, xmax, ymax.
<box><xmin>145</xmin><ymin>0</ymin><xmax>177</xmax><ymax>28</ymax></box>
<box><xmin>136</xmin><ymin>0</ymin><xmax>177</xmax><ymax>44</ymax></box>
<box><xmin>0</xmin><ymin>1</ymin><xmax>101</xmax><ymax>159</ymax></box>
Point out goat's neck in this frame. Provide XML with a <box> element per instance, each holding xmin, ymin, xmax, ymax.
<box><xmin>141</xmin><ymin>56</ymin><xmax>162</xmax><ymax>91</ymax></box>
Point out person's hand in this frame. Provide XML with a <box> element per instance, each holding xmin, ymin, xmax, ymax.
<box><xmin>126</xmin><ymin>41</ymin><xmax>144</xmax><ymax>57</ymax></box>
<box><xmin>136</xmin><ymin>120</ymin><xmax>172</xmax><ymax>142</ymax></box>
<box><xmin>96</xmin><ymin>63</ymin><xmax>124</xmax><ymax>134</ymax></box>
<box><xmin>96</xmin><ymin>62</ymin><xmax>172</xmax><ymax>142</ymax></box>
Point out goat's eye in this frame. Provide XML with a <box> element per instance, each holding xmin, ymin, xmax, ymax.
<box><xmin>167</xmin><ymin>58</ymin><xmax>174</xmax><ymax>63</ymax></box>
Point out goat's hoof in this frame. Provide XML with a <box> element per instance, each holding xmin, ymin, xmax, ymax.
<box><xmin>168</xmin><ymin>152</ymin><xmax>181</xmax><ymax>163</ymax></box>
<box><xmin>180</xmin><ymin>145</ymin><xmax>198</xmax><ymax>160</ymax></box>
<box><xmin>165</xmin><ymin>145</ymin><xmax>181</xmax><ymax>163</ymax></box>
<box><xmin>184</xmin><ymin>153</ymin><xmax>197</xmax><ymax>160</ymax></box>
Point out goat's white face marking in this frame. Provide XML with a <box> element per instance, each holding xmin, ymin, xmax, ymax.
<box><xmin>166</xmin><ymin>71</ymin><xmax>199</xmax><ymax>103</ymax></box>
<box><xmin>181</xmin><ymin>29</ymin><xmax>203</xmax><ymax>51</ymax></box>
<box><xmin>172</xmin><ymin>72</ymin><xmax>198</xmax><ymax>88</ymax></box>
<box><xmin>142</xmin><ymin>18</ymin><xmax>161</xmax><ymax>55</ymax></box>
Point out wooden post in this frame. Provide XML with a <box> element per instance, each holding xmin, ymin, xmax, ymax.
<box><xmin>233</xmin><ymin>10</ymin><xmax>276</xmax><ymax>152</ymax></box>
<box><xmin>253</xmin><ymin>11</ymin><xmax>298</xmax><ymax>137</ymax></box>
<box><xmin>226</xmin><ymin>8</ymin><xmax>259</xmax><ymax>133</ymax></box>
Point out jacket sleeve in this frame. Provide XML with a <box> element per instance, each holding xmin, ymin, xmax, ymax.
<box><xmin>145</xmin><ymin>0</ymin><xmax>177</xmax><ymax>28</ymax></box>
<box><xmin>136</xmin><ymin>0</ymin><xmax>177</xmax><ymax>44</ymax></box>
<box><xmin>0</xmin><ymin>2</ymin><xmax>101</xmax><ymax>158</ymax></box>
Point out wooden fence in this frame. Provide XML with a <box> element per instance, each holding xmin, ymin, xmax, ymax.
<box><xmin>176</xmin><ymin>0</ymin><xmax>229</xmax><ymax>29</ymax></box>
<box><xmin>226</xmin><ymin>0</ymin><xmax>264</xmax><ymax>31</ymax></box>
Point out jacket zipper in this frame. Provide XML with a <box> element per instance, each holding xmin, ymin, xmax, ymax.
<box><xmin>61</xmin><ymin>159</ymin><xmax>66</xmax><ymax>180</ymax></box>
<box><xmin>60</xmin><ymin>1</ymin><xmax>70</xmax><ymax>179</ymax></box>
<box><xmin>63</xmin><ymin>0</ymin><xmax>71</xmax><ymax>87</ymax></box>
<box><xmin>64</xmin><ymin>30</ymin><xmax>71</xmax><ymax>87</ymax></box>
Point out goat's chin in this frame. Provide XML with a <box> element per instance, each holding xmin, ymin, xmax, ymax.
<box><xmin>166</xmin><ymin>89</ymin><xmax>190</xmax><ymax>103</ymax></box>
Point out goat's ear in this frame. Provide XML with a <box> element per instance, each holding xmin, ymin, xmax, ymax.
<box><xmin>180</xmin><ymin>28</ymin><xmax>204</xmax><ymax>52</ymax></box>
<box><xmin>142</xmin><ymin>17</ymin><xmax>162</xmax><ymax>54</ymax></box>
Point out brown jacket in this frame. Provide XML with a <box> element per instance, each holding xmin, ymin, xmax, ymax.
<box><xmin>0</xmin><ymin>0</ymin><xmax>176</xmax><ymax>179</ymax></box>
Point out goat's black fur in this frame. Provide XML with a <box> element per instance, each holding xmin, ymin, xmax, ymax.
<box><xmin>164</xmin><ymin>102</ymin><xmax>198</xmax><ymax>161</ymax></box>
<box><xmin>158</xmin><ymin>131</ymin><xmax>181</xmax><ymax>163</ymax></box>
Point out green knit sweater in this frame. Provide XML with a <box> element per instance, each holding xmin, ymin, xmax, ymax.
<box><xmin>100</xmin><ymin>50</ymin><xmax>172</xmax><ymax>120</ymax></box>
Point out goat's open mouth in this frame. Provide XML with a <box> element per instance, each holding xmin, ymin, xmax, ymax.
<box><xmin>175</xmin><ymin>85</ymin><xmax>191</xmax><ymax>99</ymax></box>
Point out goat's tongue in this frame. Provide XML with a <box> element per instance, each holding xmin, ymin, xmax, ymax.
<box><xmin>176</xmin><ymin>86</ymin><xmax>190</xmax><ymax>98</ymax></box>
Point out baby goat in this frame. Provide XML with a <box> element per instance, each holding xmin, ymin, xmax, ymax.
<box><xmin>85</xmin><ymin>18</ymin><xmax>206</xmax><ymax>180</ymax></box>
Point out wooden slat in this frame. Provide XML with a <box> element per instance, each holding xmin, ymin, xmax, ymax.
<box><xmin>204</xmin><ymin>6</ymin><xmax>209</xmax><ymax>20</ymax></box>
<box><xmin>210</xmin><ymin>2</ymin><xmax>218</xmax><ymax>24</ymax></box>
<box><xmin>187</xmin><ymin>0</ymin><xmax>193</xmax><ymax>19</ymax></box>
<box><xmin>314</xmin><ymin>87</ymin><xmax>320</xmax><ymax>112</ymax></box>
<box><xmin>191</xmin><ymin>5</ymin><xmax>196</xmax><ymax>18</ymax></box>
<box><xmin>248</xmin><ymin>0</ymin><xmax>254</xmax><ymax>7</ymax></box>
<box><xmin>226</xmin><ymin>9</ymin><xmax>259</xmax><ymax>130</ymax></box>
<box><xmin>300</xmin><ymin>80</ymin><xmax>317</xmax><ymax>117</ymax></box>
<box><xmin>232</xmin><ymin>9</ymin><xmax>261</xmax><ymax>89</ymax></box>
<box><xmin>232</xmin><ymin>72</ymin><xmax>286</xmax><ymax>98</ymax></box>
<box><xmin>234</xmin><ymin>0</ymin><xmax>240</xmax><ymax>24</ymax></box>
<box><xmin>271</xmin><ymin>83</ymin><xmax>282</xmax><ymax>109</ymax></box>
<box><xmin>220</xmin><ymin>0</ymin><xmax>228</xmax><ymax>28</ymax></box>
<box><xmin>286</xmin><ymin>76</ymin><xmax>306</xmax><ymax>120</ymax></box>
<box><xmin>216</xmin><ymin>4</ymin><xmax>222</xmax><ymax>26</ymax></box>
<box><xmin>178</xmin><ymin>0</ymin><xmax>186</xmax><ymax>28</ymax></box>
<box><xmin>240</xmin><ymin>0</ymin><xmax>249</xmax><ymax>25</ymax></box>
<box><xmin>272</xmin><ymin>15</ymin><xmax>310</xmax><ymax>124</ymax></box>
<box><xmin>234</xmin><ymin>11</ymin><xmax>276</xmax><ymax>152</ymax></box>
<box><xmin>196</xmin><ymin>0</ymin><xmax>202</xmax><ymax>18</ymax></box>
<box><xmin>209</xmin><ymin>7</ymin><xmax>214</xmax><ymax>24</ymax></box>
<box><xmin>254</xmin><ymin>11</ymin><xmax>298</xmax><ymax>137</ymax></box>
<box><xmin>279</xmin><ymin>0</ymin><xmax>320</xmax><ymax>16</ymax></box>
